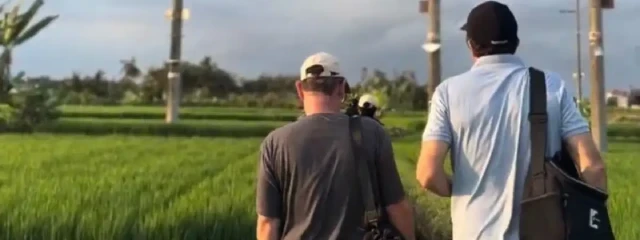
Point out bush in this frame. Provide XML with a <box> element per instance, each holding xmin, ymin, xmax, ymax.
<box><xmin>407</xmin><ymin>120</ymin><xmax>426</xmax><ymax>132</ymax></box>
<box><xmin>59</xmin><ymin>111</ymin><xmax>299</xmax><ymax>122</ymax></box>
<box><xmin>0</xmin><ymin>116</ymin><xmax>430</xmax><ymax>138</ymax></box>
<box><xmin>2</xmin><ymin>87</ymin><xmax>61</xmax><ymax>132</ymax></box>
<box><xmin>606</xmin><ymin>124</ymin><xmax>640</xmax><ymax>139</ymax></box>
<box><xmin>612</xmin><ymin>115</ymin><xmax>640</xmax><ymax>123</ymax></box>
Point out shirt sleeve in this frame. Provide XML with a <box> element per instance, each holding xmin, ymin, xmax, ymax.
<box><xmin>559</xmin><ymin>86</ymin><xmax>590</xmax><ymax>139</ymax></box>
<box><xmin>256</xmin><ymin>136</ymin><xmax>282</xmax><ymax>218</ymax></box>
<box><xmin>375</xmin><ymin>125</ymin><xmax>406</xmax><ymax>207</ymax></box>
<box><xmin>422</xmin><ymin>85</ymin><xmax>453</xmax><ymax>143</ymax></box>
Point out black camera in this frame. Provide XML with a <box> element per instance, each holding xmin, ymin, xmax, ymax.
<box><xmin>344</xmin><ymin>95</ymin><xmax>382</xmax><ymax>125</ymax></box>
<box><xmin>345</xmin><ymin>98</ymin><xmax>360</xmax><ymax>117</ymax></box>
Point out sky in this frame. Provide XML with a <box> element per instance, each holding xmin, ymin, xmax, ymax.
<box><xmin>12</xmin><ymin>0</ymin><xmax>640</xmax><ymax>95</ymax></box>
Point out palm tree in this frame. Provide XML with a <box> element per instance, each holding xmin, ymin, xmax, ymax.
<box><xmin>0</xmin><ymin>0</ymin><xmax>58</xmax><ymax>99</ymax></box>
<box><xmin>120</xmin><ymin>57</ymin><xmax>141</xmax><ymax>82</ymax></box>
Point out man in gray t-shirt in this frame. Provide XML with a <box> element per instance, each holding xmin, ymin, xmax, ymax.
<box><xmin>255</xmin><ymin>52</ymin><xmax>415</xmax><ymax>240</ymax></box>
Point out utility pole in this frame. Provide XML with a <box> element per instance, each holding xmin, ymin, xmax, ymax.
<box><xmin>560</xmin><ymin>0</ymin><xmax>584</xmax><ymax>103</ymax></box>
<box><xmin>588</xmin><ymin>0</ymin><xmax>614</xmax><ymax>152</ymax></box>
<box><xmin>165</xmin><ymin>0</ymin><xmax>185</xmax><ymax>123</ymax></box>
<box><xmin>419</xmin><ymin>0</ymin><xmax>441</xmax><ymax>108</ymax></box>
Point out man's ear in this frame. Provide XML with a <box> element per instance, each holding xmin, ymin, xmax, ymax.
<box><xmin>295</xmin><ymin>81</ymin><xmax>304</xmax><ymax>102</ymax></box>
<box><xmin>466</xmin><ymin>39</ymin><xmax>477</xmax><ymax>59</ymax></box>
<box><xmin>336</xmin><ymin>80</ymin><xmax>346</xmax><ymax>101</ymax></box>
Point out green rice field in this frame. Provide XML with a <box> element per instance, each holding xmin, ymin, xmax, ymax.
<box><xmin>0</xmin><ymin>106</ymin><xmax>637</xmax><ymax>239</ymax></box>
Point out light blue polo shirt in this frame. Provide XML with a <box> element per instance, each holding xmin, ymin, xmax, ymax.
<box><xmin>422</xmin><ymin>54</ymin><xmax>589</xmax><ymax>240</ymax></box>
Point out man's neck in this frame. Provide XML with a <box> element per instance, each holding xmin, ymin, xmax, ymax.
<box><xmin>303</xmin><ymin>98</ymin><xmax>341</xmax><ymax>115</ymax></box>
<box><xmin>304</xmin><ymin>106</ymin><xmax>341</xmax><ymax>115</ymax></box>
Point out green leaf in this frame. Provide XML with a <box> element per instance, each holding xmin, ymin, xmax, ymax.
<box><xmin>10</xmin><ymin>0</ymin><xmax>43</xmax><ymax>41</ymax></box>
<box><xmin>4</xmin><ymin>2</ymin><xmax>22</xmax><ymax>43</ymax></box>
<box><xmin>1</xmin><ymin>12</ymin><xmax>10</xmax><ymax>44</ymax></box>
<box><xmin>14</xmin><ymin>14</ymin><xmax>57</xmax><ymax>45</ymax></box>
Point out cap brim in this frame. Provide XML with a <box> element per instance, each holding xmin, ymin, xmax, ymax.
<box><xmin>460</xmin><ymin>23</ymin><xmax>467</xmax><ymax>31</ymax></box>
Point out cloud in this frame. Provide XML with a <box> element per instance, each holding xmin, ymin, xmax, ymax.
<box><xmin>10</xmin><ymin>0</ymin><xmax>640</xmax><ymax>92</ymax></box>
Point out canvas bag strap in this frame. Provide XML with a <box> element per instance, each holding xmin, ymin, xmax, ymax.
<box><xmin>527</xmin><ymin>67</ymin><xmax>548</xmax><ymax>196</ymax></box>
<box><xmin>349</xmin><ymin>116</ymin><xmax>381</xmax><ymax>225</ymax></box>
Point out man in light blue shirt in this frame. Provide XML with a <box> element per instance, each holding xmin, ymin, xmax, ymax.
<box><xmin>415</xmin><ymin>1</ymin><xmax>608</xmax><ymax>240</ymax></box>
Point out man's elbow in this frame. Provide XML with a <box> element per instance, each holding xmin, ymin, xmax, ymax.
<box><xmin>416</xmin><ymin>170</ymin><xmax>436</xmax><ymax>190</ymax></box>
<box><xmin>416</xmin><ymin>169</ymin><xmax>452</xmax><ymax>197</ymax></box>
<box><xmin>578</xmin><ymin>154</ymin><xmax>608</xmax><ymax>192</ymax></box>
<box><xmin>583</xmin><ymin>161</ymin><xmax>606</xmax><ymax>174</ymax></box>
<box><xmin>582</xmin><ymin>159</ymin><xmax>607</xmax><ymax>178</ymax></box>
<box><xmin>582</xmin><ymin>148</ymin><xmax>607</xmax><ymax>172</ymax></box>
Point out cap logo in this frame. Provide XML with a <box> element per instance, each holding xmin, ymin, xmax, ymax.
<box><xmin>305</xmin><ymin>64</ymin><xmax>325</xmax><ymax>77</ymax></box>
<box><xmin>490</xmin><ymin>40</ymin><xmax>509</xmax><ymax>45</ymax></box>
<box><xmin>304</xmin><ymin>64</ymin><xmax>340</xmax><ymax>79</ymax></box>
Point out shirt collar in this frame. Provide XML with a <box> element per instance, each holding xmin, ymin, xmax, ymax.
<box><xmin>472</xmin><ymin>54</ymin><xmax>524</xmax><ymax>68</ymax></box>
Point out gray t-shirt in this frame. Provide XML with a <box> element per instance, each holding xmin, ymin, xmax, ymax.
<box><xmin>256</xmin><ymin>113</ymin><xmax>405</xmax><ymax>240</ymax></box>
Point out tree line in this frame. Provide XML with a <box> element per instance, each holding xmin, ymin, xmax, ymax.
<box><xmin>17</xmin><ymin>56</ymin><xmax>431</xmax><ymax>110</ymax></box>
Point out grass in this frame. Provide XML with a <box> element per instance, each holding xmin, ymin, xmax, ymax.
<box><xmin>0</xmin><ymin>105</ymin><xmax>637</xmax><ymax>239</ymax></box>
<box><xmin>57</xmin><ymin>118</ymin><xmax>289</xmax><ymax>127</ymax></box>
<box><xmin>54</xmin><ymin>104</ymin><xmax>640</xmax><ymax>116</ymax></box>
<box><xmin>1</xmin><ymin>133</ymin><xmax>638</xmax><ymax>239</ymax></box>
<box><xmin>0</xmin><ymin>135</ymin><xmax>262</xmax><ymax>239</ymax></box>
<box><xmin>58</xmin><ymin>105</ymin><xmax>296</xmax><ymax>114</ymax></box>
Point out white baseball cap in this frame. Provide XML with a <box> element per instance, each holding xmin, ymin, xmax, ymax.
<box><xmin>299</xmin><ymin>52</ymin><xmax>342</xmax><ymax>81</ymax></box>
<box><xmin>358</xmin><ymin>94</ymin><xmax>379</xmax><ymax>108</ymax></box>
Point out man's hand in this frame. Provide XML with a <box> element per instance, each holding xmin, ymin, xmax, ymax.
<box><xmin>416</xmin><ymin>140</ymin><xmax>452</xmax><ymax>197</ymax></box>
<box><xmin>256</xmin><ymin>215</ymin><xmax>281</xmax><ymax>240</ymax></box>
<box><xmin>565</xmin><ymin>132</ymin><xmax>608</xmax><ymax>192</ymax></box>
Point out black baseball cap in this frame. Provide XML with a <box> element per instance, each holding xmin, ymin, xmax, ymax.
<box><xmin>460</xmin><ymin>1</ymin><xmax>518</xmax><ymax>46</ymax></box>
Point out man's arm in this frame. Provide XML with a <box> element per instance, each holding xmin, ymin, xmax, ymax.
<box><xmin>375</xmin><ymin>125</ymin><xmax>415</xmax><ymax>240</ymax></box>
<box><xmin>256</xmin><ymin>137</ymin><xmax>283</xmax><ymax>240</ymax></box>
<box><xmin>559</xmin><ymin>87</ymin><xmax>608</xmax><ymax>192</ymax></box>
<box><xmin>257</xmin><ymin>216</ymin><xmax>281</xmax><ymax>240</ymax></box>
<box><xmin>416</xmin><ymin>86</ymin><xmax>453</xmax><ymax>197</ymax></box>
<box><xmin>416</xmin><ymin>141</ymin><xmax>451</xmax><ymax>197</ymax></box>
<box><xmin>565</xmin><ymin>133</ymin><xmax>607</xmax><ymax>192</ymax></box>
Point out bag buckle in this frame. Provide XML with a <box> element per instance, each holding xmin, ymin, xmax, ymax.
<box><xmin>528</xmin><ymin>113</ymin><xmax>548</xmax><ymax>123</ymax></box>
<box><xmin>364</xmin><ymin>210</ymin><xmax>379</xmax><ymax>225</ymax></box>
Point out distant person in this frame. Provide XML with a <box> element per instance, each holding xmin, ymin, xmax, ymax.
<box><xmin>256</xmin><ymin>52</ymin><xmax>415</xmax><ymax>240</ymax></box>
<box><xmin>358</xmin><ymin>94</ymin><xmax>383</xmax><ymax>124</ymax></box>
<box><xmin>415</xmin><ymin>1</ymin><xmax>607</xmax><ymax>240</ymax></box>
